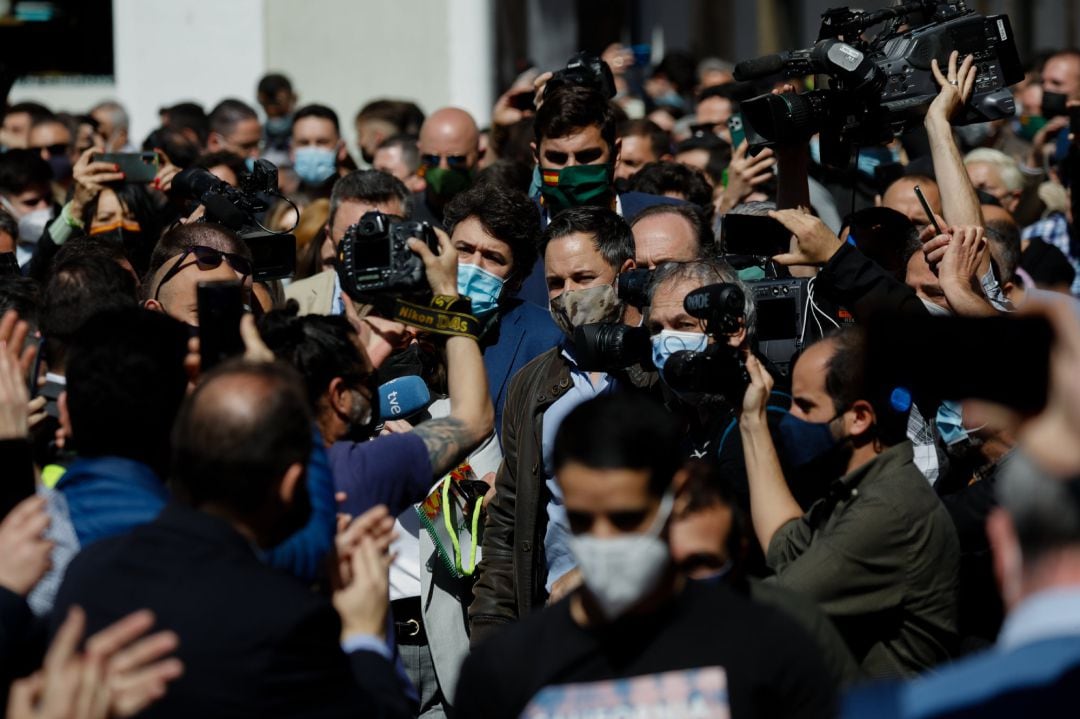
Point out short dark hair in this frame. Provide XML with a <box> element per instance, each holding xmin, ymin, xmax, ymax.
<box><xmin>163</xmin><ymin>102</ymin><xmax>209</xmax><ymax>145</ymax></box>
<box><xmin>5</xmin><ymin>102</ymin><xmax>53</xmax><ymax>126</ymax></box>
<box><xmin>209</xmin><ymin>99</ymin><xmax>259</xmax><ymax>138</ymax></box>
<box><xmin>554</xmin><ymin>392</ymin><xmax>681</xmax><ymax>497</ymax></box>
<box><xmin>841</xmin><ymin>207</ymin><xmax>920</xmax><ymax>282</ymax></box>
<box><xmin>66</xmin><ymin>308</ymin><xmax>190</xmax><ymax>475</ymax></box>
<box><xmin>631</xmin><ymin>202</ymin><xmax>713</xmax><ymax>258</ymax></box>
<box><xmin>356</xmin><ymin>100</ymin><xmax>425</xmax><ymax>136</ymax></box>
<box><xmin>294</xmin><ymin>104</ymin><xmax>341</xmax><ymax>136</ymax></box>
<box><xmin>540</xmin><ymin>206</ymin><xmax>634</xmax><ymax>271</ymax></box>
<box><xmin>653</xmin><ymin>51</ymin><xmax>697</xmax><ymax>95</ymax></box>
<box><xmin>819</xmin><ymin>326</ymin><xmax>908</xmax><ymax>445</ymax></box>
<box><xmin>0</xmin><ymin>276</ymin><xmax>40</xmax><ymax>328</ymax></box>
<box><xmin>674</xmin><ymin>134</ymin><xmax>732</xmax><ymax>187</ymax></box>
<box><xmin>192</xmin><ymin>150</ymin><xmax>248</xmax><ymax>180</ymax></box>
<box><xmin>444</xmin><ymin>183</ymin><xmax>540</xmax><ymax>289</ymax></box>
<box><xmin>141</xmin><ymin>126</ymin><xmax>201</xmax><ymax>169</ymax></box>
<box><xmin>985</xmin><ymin>219</ymin><xmax>1021</xmax><ymax>286</ymax></box>
<box><xmin>257</xmin><ymin>73</ymin><xmax>293</xmax><ymax>98</ymax></box>
<box><xmin>259</xmin><ymin>303</ymin><xmax>370</xmax><ymax>410</ymax></box>
<box><xmin>629</xmin><ymin>162</ymin><xmax>713</xmax><ymax>218</ymax></box>
<box><xmin>172</xmin><ymin>360</ymin><xmax>312</xmax><ymax>516</ymax></box>
<box><xmin>474</xmin><ymin>159</ymin><xmax>533</xmax><ymax>195</ymax></box>
<box><xmin>376</xmin><ymin>134</ymin><xmax>420</xmax><ymax>174</ymax></box>
<box><xmin>42</xmin><ymin>251</ymin><xmax>137</xmax><ymax>372</ymax></box>
<box><xmin>328</xmin><ymin>170</ymin><xmax>409</xmax><ymax>230</ymax></box>
<box><xmin>618</xmin><ymin>119</ymin><xmax>671</xmax><ymax>160</ymax></box>
<box><xmin>0</xmin><ymin>149</ymin><xmax>53</xmax><ymax>195</ymax></box>
<box><xmin>534</xmin><ymin>85</ymin><xmax>618</xmax><ymax>156</ymax></box>
<box><xmin>143</xmin><ymin>222</ymin><xmax>251</xmax><ymax>299</ymax></box>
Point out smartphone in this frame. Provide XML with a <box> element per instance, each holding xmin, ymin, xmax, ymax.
<box><xmin>913</xmin><ymin>185</ymin><xmax>942</xmax><ymax>235</ymax></box>
<box><xmin>244</xmin><ymin>232</ymin><xmax>296</xmax><ymax>281</ymax></box>
<box><xmin>866</xmin><ymin>315</ymin><xmax>1051</xmax><ymax>413</ymax></box>
<box><xmin>727</xmin><ymin>113</ymin><xmax>746</xmax><ymax>149</ymax></box>
<box><xmin>197</xmin><ymin>280</ymin><xmax>245</xmax><ymax>372</ymax></box>
<box><xmin>508</xmin><ymin>91</ymin><xmax>536</xmax><ymax>113</ymax></box>
<box><xmin>92</xmin><ymin>152</ymin><xmax>159</xmax><ymax>184</ymax></box>
<box><xmin>720</xmin><ymin>213</ymin><xmax>792</xmax><ymax>257</ymax></box>
<box><xmin>0</xmin><ymin>252</ymin><xmax>18</xmax><ymax>276</ymax></box>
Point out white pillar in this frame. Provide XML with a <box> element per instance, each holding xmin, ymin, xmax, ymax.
<box><xmin>446</xmin><ymin>0</ymin><xmax>494</xmax><ymax>126</ymax></box>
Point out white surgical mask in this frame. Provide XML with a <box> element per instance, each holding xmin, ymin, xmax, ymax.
<box><xmin>15</xmin><ymin>207</ymin><xmax>53</xmax><ymax>267</ymax></box>
<box><xmin>650</xmin><ymin>329</ymin><xmax>708</xmax><ymax>370</ymax></box>
<box><xmin>568</xmin><ymin>491</ymin><xmax>674</xmax><ymax>621</ymax></box>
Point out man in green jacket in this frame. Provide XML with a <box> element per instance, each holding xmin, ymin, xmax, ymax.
<box><xmin>739</xmin><ymin>326</ymin><xmax>960</xmax><ymax>678</ymax></box>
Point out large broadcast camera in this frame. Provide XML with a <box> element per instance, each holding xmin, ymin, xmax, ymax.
<box><xmin>336</xmin><ymin>211</ymin><xmax>440</xmax><ymax>300</ymax></box>
<box><xmin>173</xmin><ymin>160</ymin><xmax>296</xmax><ymax>281</ymax></box>
<box><xmin>733</xmin><ymin>0</ymin><xmax>1023</xmax><ymax>168</ymax></box>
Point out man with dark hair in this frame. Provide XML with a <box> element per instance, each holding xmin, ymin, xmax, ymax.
<box><xmin>28</xmin><ymin>115</ymin><xmax>76</xmax><ymax>187</ymax></box>
<box><xmin>52</xmin><ymin>360</ymin><xmax>412</xmax><ymax>718</ymax></box>
<box><xmin>738</xmin><ymin>328</ymin><xmax>960</xmax><ymax>677</ymax></box>
<box><xmin>374</xmin><ymin>135</ymin><xmax>425</xmax><ymax>194</ymax></box>
<box><xmin>193</xmin><ymin>150</ymin><xmax>248</xmax><ymax>187</ymax></box>
<box><xmin>355</xmin><ymin>99</ymin><xmax>425</xmax><ymax>165</ymax></box>
<box><xmin>162</xmin><ymin>101</ymin><xmax>210</xmax><ymax>148</ymax></box>
<box><xmin>285</xmin><ymin>169</ymin><xmax>410</xmax><ymax>315</ymax></box>
<box><xmin>257</xmin><ymin>72</ymin><xmax>297</xmax><ymax>161</ymax></box>
<box><xmin>1</xmin><ymin>101</ymin><xmax>53</xmax><ymax>150</ymax></box>
<box><xmin>410</xmin><ymin>107</ymin><xmax>483</xmax><ymax>226</ymax></box>
<box><xmin>614</xmin><ymin>119</ymin><xmax>671</xmax><ymax>183</ymax></box>
<box><xmin>629</xmin><ymin>203</ymin><xmax>711</xmax><ymax>268</ymax></box>
<box><xmin>0</xmin><ymin>149</ymin><xmax>54</xmax><ymax>267</ymax></box>
<box><xmin>674</xmin><ymin>132</ymin><xmax>732</xmax><ymax>188</ymax></box>
<box><xmin>142</xmin><ymin>222</ymin><xmax>254</xmax><ymax>327</ymax></box>
<box><xmin>207</xmin><ymin>99</ymin><xmax>262</xmax><ymax>163</ymax></box>
<box><xmin>290</xmin><ymin>104</ymin><xmax>348</xmax><ymax>195</ymax></box>
<box><xmin>458</xmin><ymin>392</ymin><xmax>837</xmax><ymax>718</ymax></box>
<box><xmin>629</xmin><ymin>161</ymin><xmax>714</xmax><ymax>222</ymax></box>
<box><xmin>443</xmin><ymin>183</ymin><xmax>562</xmax><ymax>435</ymax></box>
<box><xmin>472</xmin><ymin>206</ymin><xmax>647</xmax><ymax>640</ymax></box>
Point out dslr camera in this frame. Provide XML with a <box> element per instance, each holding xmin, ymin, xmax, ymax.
<box><xmin>545</xmin><ymin>51</ymin><xmax>617</xmax><ymax>100</ymax></box>
<box><xmin>173</xmin><ymin>160</ymin><xmax>296</xmax><ymax>281</ymax></box>
<box><xmin>734</xmin><ymin>0</ymin><xmax>1023</xmax><ymax>168</ymax></box>
<box><xmin>336</xmin><ymin>211</ymin><xmax>439</xmax><ymax>300</ymax></box>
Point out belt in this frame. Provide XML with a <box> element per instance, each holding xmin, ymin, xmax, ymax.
<box><xmin>391</xmin><ymin>597</ymin><xmax>427</xmax><ymax>645</ymax></box>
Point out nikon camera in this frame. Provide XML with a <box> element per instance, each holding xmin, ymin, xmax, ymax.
<box><xmin>337</xmin><ymin>211</ymin><xmax>439</xmax><ymax>300</ymax></box>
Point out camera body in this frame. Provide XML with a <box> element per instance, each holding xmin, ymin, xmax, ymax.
<box><xmin>736</xmin><ymin>1</ymin><xmax>1023</xmax><ymax>168</ymax></box>
<box><xmin>752</xmin><ymin>278</ymin><xmax>808</xmax><ymax>377</ymax></box>
<box><xmin>545</xmin><ymin>52</ymin><xmax>617</xmax><ymax>100</ymax></box>
<box><xmin>663</xmin><ymin>283</ymin><xmax>750</xmax><ymax>401</ymax></box>
<box><xmin>337</xmin><ymin>211</ymin><xmax>438</xmax><ymax>300</ymax></box>
<box><xmin>572</xmin><ymin>323</ymin><xmax>652</xmax><ymax>372</ymax></box>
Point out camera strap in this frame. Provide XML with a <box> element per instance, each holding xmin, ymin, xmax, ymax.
<box><xmin>392</xmin><ymin>295</ymin><xmax>481</xmax><ymax>340</ymax></box>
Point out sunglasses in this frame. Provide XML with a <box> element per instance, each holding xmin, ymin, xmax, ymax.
<box><xmin>154</xmin><ymin>245</ymin><xmax>253</xmax><ymax>301</ymax></box>
<box><xmin>31</xmin><ymin>143</ymin><xmax>69</xmax><ymax>158</ymax></box>
<box><xmin>420</xmin><ymin>153</ymin><xmax>470</xmax><ymax>171</ymax></box>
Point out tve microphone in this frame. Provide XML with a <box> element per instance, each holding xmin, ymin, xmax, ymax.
<box><xmin>378</xmin><ymin>375</ymin><xmax>431</xmax><ymax>421</ymax></box>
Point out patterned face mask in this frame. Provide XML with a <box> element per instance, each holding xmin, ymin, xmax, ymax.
<box><xmin>548</xmin><ymin>283</ymin><xmax>623</xmax><ymax>339</ymax></box>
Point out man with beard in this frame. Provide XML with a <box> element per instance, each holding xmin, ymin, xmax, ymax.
<box><xmin>470</xmin><ymin>206</ymin><xmax>650</xmax><ymax>642</ymax></box>
<box><xmin>737</xmin><ymin>327</ymin><xmax>961</xmax><ymax>678</ymax></box>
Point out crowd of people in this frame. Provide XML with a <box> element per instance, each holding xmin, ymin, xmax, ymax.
<box><xmin>0</xmin><ymin>24</ymin><xmax>1078</xmax><ymax>719</ymax></box>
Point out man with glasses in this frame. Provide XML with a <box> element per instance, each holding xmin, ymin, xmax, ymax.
<box><xmin>207</xmin><ymin>99</ymin><xmax>263</xmax><ymax>166</ymax></box>
<box><xmin>142</xmin><ymin>222</ymin><xmax>254</xmax><ymax>327</ymax></box>
<box><xmin>410</xmin><ymin>107</ymin><xmax>483</xmax><ymax>226</ymax></box>
<box><xmin>28</xmin><ymin>116</ymin><xmax>76</xmax><ymax>191</ymax></box>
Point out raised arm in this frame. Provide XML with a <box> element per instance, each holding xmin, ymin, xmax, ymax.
<box><xmin>924</xmin><ymin>51</ymin><xmax>983</xmax><ymax>229</ymax></box>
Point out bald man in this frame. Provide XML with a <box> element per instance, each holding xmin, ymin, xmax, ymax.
<box><xmin>410</xmin><ymin>107</ymin><xmax>483</xmax><ymax>225</ymax></box>
<box><xmin>881</xmin><ymin>176</ymin><xmax>942</xmax><ymax>228</ymax></box>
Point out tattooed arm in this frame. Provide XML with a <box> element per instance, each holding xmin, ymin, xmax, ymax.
<box><xmin>413</xmin><ymin>332</ymin><xmax>495</xmax><ymax>477</ymax></box>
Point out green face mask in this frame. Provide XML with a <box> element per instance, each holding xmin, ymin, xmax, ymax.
<box><xmin>1016</xmin><ymin>115</ymin><xmax>1048</xmax><ymax>142</ymax></box>
<box><xmin>425</xmin><ymin>166</ymin><xmax>473</xmax><ymax>201</ymax></box>
<box><xmin>539</xmin><ymin>164</ymin><xmax>613</xmax><ymax>214</ymax></box>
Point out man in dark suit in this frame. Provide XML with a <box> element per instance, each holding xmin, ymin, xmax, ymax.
<box><xmin>518</xmin><ymin>84</ymin><xmax>682</xmax><ymax>306</ymax></box>
<box><xmin>52</xmin><ymin>361</ymin><xmax>411</xmax><ymax>719</ymax></box>
<box><xmin>444</xmin><ymin>182</ymin><xmax>562</xmax><ymax>437</ymax></box>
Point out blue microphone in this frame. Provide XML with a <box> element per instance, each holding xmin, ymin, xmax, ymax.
<box><xmin>378</xmin><ymin>375</ymin><xmax>431</xmax><ymax>421</ymax></box>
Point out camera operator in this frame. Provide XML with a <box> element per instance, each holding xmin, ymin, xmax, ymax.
<box><xmin>471</xmin><ymin>206</ymin><xmax>650</xmax><ymax>643</ymax></box>
<box><xmin>737</xmin><ymin>327</ymin><xmax>960</xmax><ymax>677</ymax></box>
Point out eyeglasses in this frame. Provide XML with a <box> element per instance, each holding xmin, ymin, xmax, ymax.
<box><xmin>31</xmin><ymin>143</ymin><xmax>69</xmax><ymax>158</ymax></box>
<box><xmin>154</xmin><ymin>245</ymin><xmax>253</xmax><ymax>301</ymax></box>
<box><xmin>420</xmin><ymin>153</ymin><xmax>470</xmax><ymax>171</ymax></box>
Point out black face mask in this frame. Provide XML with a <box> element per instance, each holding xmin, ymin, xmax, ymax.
<box><xmin>375</xmin><ymin>343</ymin><xmax>424</xmax><ymax>385</ymax></box>
<box><xmin>1042</xmin><ymin>90</ymin><xmax>1070</xmax><ymax>119</ymax></box>
<box><xmin>786</xmin><ymin>438</ymin><xmax>854</xmax><ymax>511</ymax></box>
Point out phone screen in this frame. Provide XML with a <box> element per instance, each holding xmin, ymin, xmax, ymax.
<box><xmin>197</xmin><ymin>280</ymin><xmax>245</xmax><ymax>372</ymax></box>
<box><xmin>721</xmin><ymin>213</ymin><xmax>792</xmax><ymax>257</ymax></box>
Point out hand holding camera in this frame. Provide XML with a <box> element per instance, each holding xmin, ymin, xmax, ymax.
<box><xmin>408</xmin><ymin>227</ymin><xmax>457</xmax><ymax>298</ymax></box>
<box><xmin>768</xmin><ymin>208</ymin><xmax>843</xmax><ymax>266</ymax></box>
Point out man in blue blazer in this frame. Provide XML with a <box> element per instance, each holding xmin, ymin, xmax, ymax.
<box><xmin>444</xmin><ymin>182</ymin><xmax>562</xmax><ymax>438</ymax></box>
<box><xmin>517</xmin><ymin>84</ymin><xmax>683</xmax><ymax>307</ymax></box>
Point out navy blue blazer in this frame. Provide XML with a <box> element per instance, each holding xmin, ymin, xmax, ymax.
<box><xmin>517</xmin><ymin>192</ymin><xmax>685</xmax><ymax>307</ymax></box>
<box><xmin>482</xmin><ymin>299</ymin><xmax>562</xmax><ymax>440</ymax></box>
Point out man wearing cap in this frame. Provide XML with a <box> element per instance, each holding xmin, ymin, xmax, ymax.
<box><xmin>737</xmin><ymin>326</ymin><xmax>961</xmax><ymax>679</ymax></box>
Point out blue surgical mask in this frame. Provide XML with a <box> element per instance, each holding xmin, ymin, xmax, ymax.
<box><xmin>778</xmin><ymin>413</ymin><xmax>842</xmax><ymax>468</ymax></box>
<box><xmin>651</xmin><ymin>329</ymin><xmax>708</xmax><ymax>370</ymax></box>
<box><xmin>265</xmin><ymin>115</ymin><xmax>292</xmax><ymax>136</ymax></box>
<box><xmin>244</xmin><ymin>156</ymin><xmax>256</xmax><ymax>173</ymax></box>
<box><xmin>293</xmin><ymin>146</ymin><xmax>337</xmax><ymax>186</ymax></box>
<box><xmin>457</xmin><ymin>263</ymin><xmax>505</xmax><ymax>318</ymax></box>
<box><xmin>936</xmin><ymin>399</ymin><xmax>969</xmax><ymax>446</ymax></box>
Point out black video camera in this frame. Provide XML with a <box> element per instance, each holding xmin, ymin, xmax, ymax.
<box><xmin>173</xmin><ymin>160</ymin><xmax>296</xmax><ymax>281</ymax></box>
<box><xmin>616</xmin><ymin>268</ymin><xmax>653</xmax><ymax>310</ymax></box>
<box><xmin>734</xmin><ymin>1</ymin><xmax>1023</xmax><ymax>168</ymax></box>
<box><xmin>336</xmin><ymin>211</ymin><xmax>439</xmax><ymax>300</ymax></box>
<box><xmin>572</xmin><ymin>323</ymin><xmax>652</xmax><ymax>373</ymax></box>
<box><xmin>662</xmin><ymin>282</ymin><xmax>750</xmax><ymax>401</ymax></box>
<box><xmin>545</xmin><ymin>51</ymin><xmax>617</xmax><ymax>100</ymax></box>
